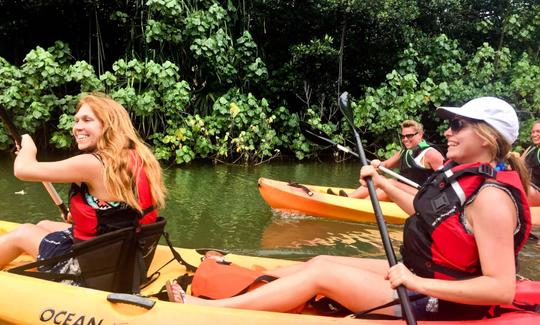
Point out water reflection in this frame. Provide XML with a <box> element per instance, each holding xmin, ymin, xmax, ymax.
<box><xmin>261</xmin><ymin>212</ymin><xmax>403</xmax><ymax>256</ymax></box>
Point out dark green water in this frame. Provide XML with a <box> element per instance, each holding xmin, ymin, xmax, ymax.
<box><xmin>1</xmin><ymin>154</ymin><xmax>539</xmax><ymax>279</ymax></box>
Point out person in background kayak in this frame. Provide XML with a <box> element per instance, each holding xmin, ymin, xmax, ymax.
<box><xmin>347</xmin><ymin>119</ymin><xmax>444</xmax><ymax>200</ymax></box>
<box><xmin>521</xmin><ymin>120</ymin><xmax>540</xmax><ymax>204</ymax></box>
<box><xmin>168</xmin><ymin>97</ymin><xmax>531</xmax><ymax>321</ymax></box>
<box><xmin>0</xmin><ymin>93</ymin><xmax>166</xmax><ymax>279</ymax></box>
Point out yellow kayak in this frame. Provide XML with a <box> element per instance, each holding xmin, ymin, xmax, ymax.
<box><xmin>2</xmin><ymin>220</ymin><xmax>540</xmax><ymax>324</ymax></box>
<box><xmin>258</xmin><ymin>177</ymin><xmax>409</xmax><ymax>224</ymax></box>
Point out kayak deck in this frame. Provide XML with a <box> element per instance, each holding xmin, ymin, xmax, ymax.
<box><xmin>258</xmin><ymin>177</ymin><xmax>409</xmax><ymax>224</ymax></box>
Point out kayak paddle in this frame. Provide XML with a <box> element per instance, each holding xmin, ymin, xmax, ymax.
<box><xmin>338</xmin><ymin>92</ymin><xmax>416</xmax><ymax>324</ymax></box>
<box><xmin>0</xmin><ymin>106</ymin><xmax>70</xmax><ymax>222</ymax></box>
<box><xmin>300</xmin><ymin>121</ymin><xmax>420</xmax><ymax>189</ymax></box>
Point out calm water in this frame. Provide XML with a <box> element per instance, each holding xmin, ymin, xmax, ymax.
<box><xmin>1</xmin><ymin>154</ymin><xmax>539</xmax><ymax>279</ymax></box>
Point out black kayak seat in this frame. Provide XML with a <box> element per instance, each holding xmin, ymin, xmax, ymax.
<box><xmin>8</xmin><ymin>217</ymin><xmax>166</xmax><ymax>294</ymax></box>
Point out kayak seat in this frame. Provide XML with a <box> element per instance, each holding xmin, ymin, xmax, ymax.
<box><xmin>8</xmin><ymin>216</ymin><xmax>166</xmax><ymax>294</ymax></box>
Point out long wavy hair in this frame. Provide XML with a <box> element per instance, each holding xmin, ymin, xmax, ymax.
<box><xmin>75</xmin><ymin>93</ymin><xmax>166</xmax><ymax>210</ymax></box>
<box><xmin>472</xmin><ymin>121</ymin><xmax>530</xmax><ymax>194</ymax></box>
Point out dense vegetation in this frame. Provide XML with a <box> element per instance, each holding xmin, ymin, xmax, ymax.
<box><xmin>1</xmin><ymin>0</ymin><xmax>539</xmax><ymax>164</ymax></box>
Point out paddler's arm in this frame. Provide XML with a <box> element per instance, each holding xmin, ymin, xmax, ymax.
<box><xmin>360</xmin><ymin>164</ymin><xmax>415</xmax><ymax>214</ymax></box>
<box><xmin>14</xmin><ymin>134</ymin><xmax>101</xmax><ymax>184</ymax></box>
<box><xmin>423</xmin><ymin>147</ymin><xmax>445</xmax><ymax>170</ymax></box>
<box><xmin>387</xmin><ymin>186</ymin><xmax>517</xmax><ymax>305</ymax></box>
<box><xmin>371</xmin><ymin>150</ymin><xmax>401</xmax><ymax>170</ymax></box>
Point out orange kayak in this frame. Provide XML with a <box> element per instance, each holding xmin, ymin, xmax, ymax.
<box><xmin>258</xmin><ymin>177</ymin><xmax>409</xmax><ymax>224</ymax></box>
<box><xmin>258</xmin><ymin>178</ymin><xmax>540</xmax><ymax>226</ymax></box>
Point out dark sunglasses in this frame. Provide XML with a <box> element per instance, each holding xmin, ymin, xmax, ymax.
<box><xmin>449</xmin><ymin>119</ymin><xmax>467</xmax><ymax>132</ymax></box>
<box><xmin>401</xmin><ymin>132</ymin><xmax>418</xmax><ymax>140</ymax></box>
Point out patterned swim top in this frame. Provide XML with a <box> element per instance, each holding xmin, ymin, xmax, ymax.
<box><xmin>84</xmin><ymin>192</ymin><xmax>122</xmax><ymax>210</ymax></box>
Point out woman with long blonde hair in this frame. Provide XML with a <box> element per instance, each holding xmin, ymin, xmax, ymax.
<box><xmin>0</xmin><ymin>92</ymin><xmax>166</xmax><ymax>278</ymax></box>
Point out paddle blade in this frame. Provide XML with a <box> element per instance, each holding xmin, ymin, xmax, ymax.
<box><xmin>338</xmin><ymin>92</ymin><xmax>355</xmax><ymax>128</ymax></box>
<box><xmin>300</xmin><ymin>121</ymin><xmax>359</xmax><ymax>158</ymax></box>
<box><xmin>299</xmin><ymin>121</ymin><xmax>334</xmax><ymax>147</ymax></box>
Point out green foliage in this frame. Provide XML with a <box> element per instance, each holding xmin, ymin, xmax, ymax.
<box><xmin>0</xmin><ymin>42</ymin><xmax>195</xmax><ymax>151</ymax></box>
<box><xmin>145</xmin><ymin>1</ymin><xmax>268</xmax><ymax>101</ymax></box>
<box><xmin>0</xmin><ymin>42</ymin><xmax>94</xmax><ymax>148</ymax></box>
<box><xmin>151</xmin><ymin>89</ymin><xmax>309</xmax><ymax>164</ymax></box>
<box><xmin>2</xmin><ymin>1</ymin><xmax>540</xmax><ymax>164</ymax></box>
<box><xmin>351</xmin><ymin>33</ymin><xmax>540</xmax><ymax>157</ymax></box>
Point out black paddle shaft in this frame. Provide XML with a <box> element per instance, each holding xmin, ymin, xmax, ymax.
<box><xmin>338</xmin><ymin>93</ymin><xmax>416</xmax><ymax>324</ymax></box>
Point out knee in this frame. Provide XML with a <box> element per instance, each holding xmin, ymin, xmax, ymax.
<box><xmin>36</xmin><ymin>219</ymin><xmax>53</xmax><ymax>229</ymax></box>
<box><xmin>305</xmin><ymin>255</ymin><xmax>334</xmax><ymax>271</ymax></box>
<box><xmin>302</xmin><ymin>257</ymin><xmax>334</xmax><ymax>291</ymax></box>
<box><xmin>308</xmin><ymin>255</ymin><xmax>333</xmax><ymax>264</ymax></box>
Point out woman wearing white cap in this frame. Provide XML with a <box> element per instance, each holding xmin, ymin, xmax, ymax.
<box><xmin>167</xmin><ymin>97</ymin><xmax>531</xmax><ymax>321</ymax></box>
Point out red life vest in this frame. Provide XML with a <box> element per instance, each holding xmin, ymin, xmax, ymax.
<box><xmin>70</xmin><ymin>152</ymin><xmax>157</xmax><ymax>240</ymax></box>
<box><xmin>401</xmin><ymin>161</ymin><xmax>531</xmax><ymax>280</ymax></box>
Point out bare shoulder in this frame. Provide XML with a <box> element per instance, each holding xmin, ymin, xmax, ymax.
<box><xmin>425</xmin><ymin>147</ymin><xmax>444</xmax><ymax>159</ymax></box>
<box><xmin>59</xmin><ymin>153</ymin><xmax>103</xmax><ymax>171</ymax></box>
<box><xmin>469</xmin><ymin>185</ymin><xmax>516</xmax><ymax>223</ymax></box>
<box><xmin>424</xmin><ymin>147</ymin><xmax>444</xmax><ymax>169</ymax></box>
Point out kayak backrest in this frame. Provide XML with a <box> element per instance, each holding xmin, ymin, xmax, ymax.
<box><xmin>74</xmin><ymin>216</ymin><xmax>167</xmax><ymax>293</ymax></box>
<box><xmin>8</xmin><ymin>216</ymin><xmax>166</xmax><ymax>294</ymax></box>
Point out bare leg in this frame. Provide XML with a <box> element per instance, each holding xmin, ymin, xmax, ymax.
<box><xmin>348</xmin><ymin>185</ymin><xmax>369</xmax><ymax>199</ymax></box>
<box><xmin>0</xmin><ymin>223</ymin><xmax>50</xmax><ymax>268</ymax></box>
<box><xmin>349</xmin><ymin>179</ymin><xmax>417</xmax><ymax>201</ymax></box>
<box><xmin>266</xmin><ymin>255</ymin><xmax>388</xmax><ymax>278</ymax></box>
<box><xmin>176</xmin><ymin>258</ymin><xmax>396</xmax><ymax>315</ymax></box>
<box><xmin>36</xmin><ymin>220</ymin><xmax>71</xmax><ymax>232</ymax></box>
<box><xmin>348</xmin><ymin>185</ymin><xmax>390</xmax><ymax>201</ymax></box>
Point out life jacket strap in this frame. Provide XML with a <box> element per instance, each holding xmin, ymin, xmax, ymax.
<box><xmin>352</xmin><ymin>293</ymin><xmax>425</xmax><ymax>319</ymax></box>
<box><xmin>162</xmin><ymin>231</ymin><xmax>198</xmax><ymax>272</ymax></box>
<box><xmin>442</xmin><ymin>164</ymin><xmax>496</xmax><ymax>185</ymax></box>
<box><xmin>141</xmin><ymin>205</ymin><xmax>156</xmax><ymax>217</ymax></box>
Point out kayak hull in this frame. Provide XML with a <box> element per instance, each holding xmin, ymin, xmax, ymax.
<box><xmin>1</xmin><ymin>220</ymin><xmax>539</xmax><ymax>324</ymax></box>
<box><xmin>258</xmin><ymin>177</ymin><xmax>409</xmax><ymax>224</ymax></box>
<box><xmin>258</xmin><ymin>177</ymin><xmax>540</xmax><ymax>226</ymax></box>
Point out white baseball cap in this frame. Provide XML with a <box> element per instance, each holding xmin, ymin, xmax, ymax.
<box><xmin>437</xmin><ymin>97</ymin><xmax>519</xmax><ymax>144</ymax></box>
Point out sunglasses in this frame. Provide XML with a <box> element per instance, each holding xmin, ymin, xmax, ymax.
<box><xmin>401</xmin><ymin>132</ymin><xmax>418</xmax><ymax>140</ymax></box>
<box><xmin>449</xmin><ymin>119</ymin><xmax>467</xmax><ymax>133</ymax></box>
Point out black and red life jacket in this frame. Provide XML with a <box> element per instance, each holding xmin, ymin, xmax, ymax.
<box><xmin>399</xmin><ymin>140</ymin><xmax>439</xmax><ymax>186</ymax></box>
<box><xmin>69</xmin><ymin>152</ymin><xmax>157</xmax><ymax>240</ymax></box>
<box><xmin>401</xmin><ymin>161</ymin><xmax>531</xmax><ymax>280</ymax></box>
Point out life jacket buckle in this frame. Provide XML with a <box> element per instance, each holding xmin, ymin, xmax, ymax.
<box><xmin>477</xmin><ymin>164</ymin><xmax>496</xmax><ymax>178</ymax></box>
